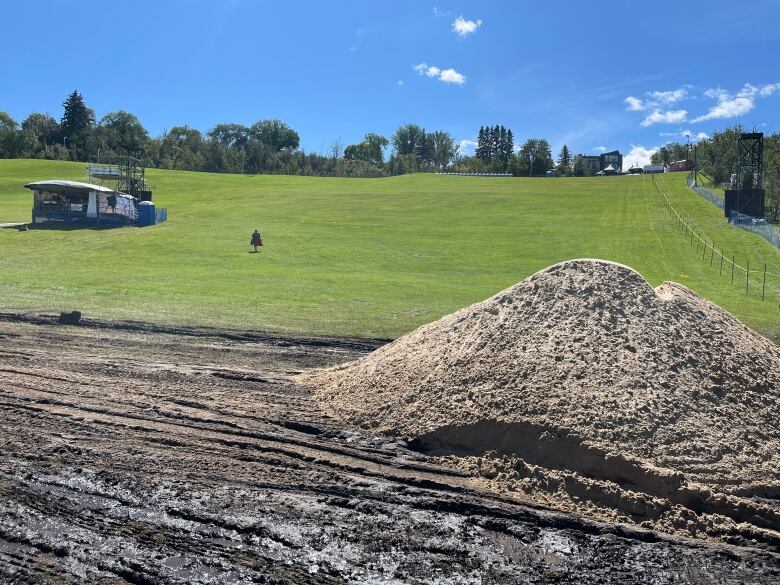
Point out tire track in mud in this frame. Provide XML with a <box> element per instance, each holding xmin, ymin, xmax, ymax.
<box><xmin>1</xmin><ymin>315</ymin><xmax>779</xmax><ymax>583</ymax></box>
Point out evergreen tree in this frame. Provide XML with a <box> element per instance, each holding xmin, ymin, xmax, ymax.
<box><xmin>557</xmin><ymin>144</ymin><xmax>572</xmax><ymax>175</ymax></box>
<box><xmin>60</xmin><ymin>91</ymin><xmax>94</xmax><ymax>138</ymax></box>
<box><xmin>476</xmin><ymin>126</ymin><xmax>487</xmax><ymax>161</ymax></box>
<box><xmin>490</xmin><ymin>125</ymin><xmax>500</xmax><ymax>161</ymax></box>
<box><xmin>505</xmin><ymin>129</ymin><xmax>514</xmax><ymax>167</ymax></box>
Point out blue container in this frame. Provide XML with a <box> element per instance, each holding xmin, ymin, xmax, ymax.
<box><xmin>137</xmin><ymin>201</ymin><xmax>156</xmax><ymax>226</ymax></box>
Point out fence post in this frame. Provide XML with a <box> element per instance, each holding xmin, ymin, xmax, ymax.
<box><xmin>696</xmin><ymin>237</ymin><xmax>699</xmax><ymax>254</ymax></box>
<box><xmin>731</xmin><ymin>255</ymin><xmax>735</xmax><ymax>284</ymax></box>
<box><xmin>720</xmin><ymin>250</ymin><xmax>724</xmax><ymax>275</ymax></box>
<box><xmin>746</xmin><ymin>260</ymin><xmax>750</xmax><ymax>294</ymax></box>
<box><xmin>762</xmin><ymin>264</ymin><xmax>767</xmax><ymax>301</ymax></box>
<box><xmin>702</xmin><ymin>239</ymin><xmax>706</xmax><ymax>261</ymax></box>
<box><xmin>710</xmin><ymin>243</ymin><xmax>714</xmax><ymax>266</ymax></box>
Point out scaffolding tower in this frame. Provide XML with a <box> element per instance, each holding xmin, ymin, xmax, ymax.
<box><xmin>736</xmin><ymin>132</ymin><xmax>764</xmax><ymax>191</ymax></box>
<box><xmin>724</xmin><ymin>132</ymin><xmax>765</xmax><ymax>219</ymax></box>
<box><xmin>87</xmin><ymin>155</ymin><xmax>154</xmax><ymax>201</ymax></box>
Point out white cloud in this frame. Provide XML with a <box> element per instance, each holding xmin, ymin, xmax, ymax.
<box><xmin>648</xmin><ymin>88</ymin><xmax>688</xmax><ymax>104</ymax></box>
<box><xmin>623</xmin><ymin>145</ymin><xmax>658</xmax><ymax>169</ymax></box>
<box><xmin>593</xmin><ymin>146</ymin><xmax>607</xmax><ymax>152</ymax></box>
<box><xmin>458</xmin><ymin>139</ymin><xmax>477</xmax><ymax>156</ymax></box>
<box><xmin>641</xmin><ymin>109</ymin><xmax>688</xmax><ymax>127</ymax></box>
<box><xmin>413</xmin><ymin>62</ymin><xmax>466</xmax><ymax>85</ymax></box>
<box><xmin>397</xmin><ymin>80</ymin><xmax>404</xmax><ymax>86</ymax></box>
<box><xmin>692</xmin><ymin>84</ymin><xmax>757</xmax><ymax>122</ymax></box>
<box><xmin>439</xmin><ymin>68</ymin><xmax>466</xmax><ymax>84</ymax></box>
<box><xmin>691</xmin><ymin>82</ymin><xmax>780</xmax><ymax>122</ymax></box>
<box><xmin>759</xmin><ymin>83</ymin><xmax>780</xmax><ymax>97</ymax></box>
<box><xmin>452</xmin><ymin>15</ymin><xmax>482</xmax><ymax>37</ymax></box>
<box><xmin>624</xmin><ymin>87</ymin><xmax>689</xmax><ymax>113</ymax></box>
<box><xmin>624</xmin><ymin>96</ymin><xmax>644</xmax><ymax>111</ymax></box>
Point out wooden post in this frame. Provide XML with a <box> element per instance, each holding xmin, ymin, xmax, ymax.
<box><xmin>762</xmin><ymin>264</ymin><xmax>766</xmax><ymax>301</ymax></box>
<box><xmin>720</xmin><ymin>250</ymin><xmax>724</xmax><ymax>276</ymax></box>
<box><xmin>746</xmin><ymin>260</ymin><xmax>750</xmax><ymax>293</ymax></box>
<box><xmin>710</xmin><ymin>243</ymin><xmax>714</xmax><ymax>266</ymax></box>
<box><xmin>731</xmin><ymin>255</ymin><xmax>735</xmax><ymax>284</ymax></box>
<box><xmin>702</xmin><ymin>239</ymin><xmax>706</xmax><ymax>261</ymax></box>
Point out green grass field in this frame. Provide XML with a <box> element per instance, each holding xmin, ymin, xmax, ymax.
<box><xmin>1</xmin><ymin>160</ymin><xmax>778</xmax><ymax>341</ymax></box>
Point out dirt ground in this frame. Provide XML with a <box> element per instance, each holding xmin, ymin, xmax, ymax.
<box><xmin>0</xmin><ymin>312</ymin><xmax>778</xmax><ymax>584</ymax></box>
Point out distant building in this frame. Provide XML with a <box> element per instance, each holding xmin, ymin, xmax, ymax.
<box><xmin>575</xmin><ymin>150</ymin><xmax>623</xmax><ymax>175</ymax></box>
<box><xmin>668</xmin><ymin>159</ymin><xmax>693</xmax><ymax>172</ymax></box>
<box><xmin>643</xmin><ymin>163</ymin><xmax>666</xmax><ymax>174</ymax></box>
<box><xmin>576</xmin><ymin>154</ymin><xmax>602</xmax><ymax>174</ymax></box>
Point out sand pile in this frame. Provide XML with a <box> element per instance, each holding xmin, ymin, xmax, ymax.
<box><xmin>302</xmin><ymin>260</ymin><xmax>780</xmax><ymax>508</ymax></box>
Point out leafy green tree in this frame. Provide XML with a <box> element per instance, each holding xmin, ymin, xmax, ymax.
<box><xmin>391</xmin><ymin>124</ymin><xmax>425</xmax><ymax>157</ymax></box>
<box><xmin>429</xmin><ymin>130</ymin><xmax>456</xmax><ymax>170</ymax></box>
<box><xmin>97</xmin><ymin>111</ymin><xmax>150</xmax><ymax>155</ymax></box>
<box><xmin>21</xmin><ymin>113</ymin><xmax>60</xmax><ymax>148</ymax></box>
<box><xmin>516</xmin><ymin>138</ymin><xmax>553</xmax><ymax>177</ymax></box>
<box><xmin>344</xmin><ymin>132</ymin><xmax>388</xmax><ymax>166</ymax></box>
<box><xmin>208</xmin><ymin>123</ymin><xmax>250</xmax><ymax>149</ymax></box>
<box><xmin>158</xmin><ymin>125</ymin><xmax>204</xmax><ymax>170</ymax></box>
<box><xmin>249</xmin><ymin>119</ymin><xmax>299</xmax><ymax>151</ymax></box>
<box><xmin>650</xmin><ymin>142</ymin><xmax>689</xmax><ymax>166</ymax></box>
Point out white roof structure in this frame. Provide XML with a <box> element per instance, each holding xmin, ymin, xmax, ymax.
<box><xmin>24</xmin><ymin>180</ymin><xmax>133</xmax><ymax>198</ymax></box>
<box><xmin>604</xmin><ymin>164</ymin><xmax>615</xmax><ymax>172</ymax></box>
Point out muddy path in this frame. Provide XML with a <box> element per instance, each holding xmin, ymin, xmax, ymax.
<box><xmin>0</xmin><ymin>313</ymin><xmax>778</xmax><ymax>583</ymax></box>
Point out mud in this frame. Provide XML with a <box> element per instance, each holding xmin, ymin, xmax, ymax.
<box><xmin>0</xmin><ymin>312</ymin><xmax>778</xmax><ymax>583</ymax></box>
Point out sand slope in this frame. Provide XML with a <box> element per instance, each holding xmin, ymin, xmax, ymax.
<box><xmin>301</xmin><ymin>260</ymin><xmax>780</xmax><ymax>545</ymax></box>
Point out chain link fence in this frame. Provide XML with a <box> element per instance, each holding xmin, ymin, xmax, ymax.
<box><xmin>653</xmin><ymin>175</ymin><xmax>780</xmax><ymax>308</ymax></box>
<box><xmin>686</xmin><ymin>173</ymin><xmax>780</xmax><ymax>247</ymax></box>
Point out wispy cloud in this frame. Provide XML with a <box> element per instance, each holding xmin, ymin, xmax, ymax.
<box><xmin>348</xmin><ymin>28</ymin><xmax>370</xmax><ymax>52</ymax></box>
<box><xmin>691</xmin><ymin>83</ymin><xmax>780</xmax><ymax>122</ymax></box>
<box><xmin>593</xmin><ymin>146</ymin><xmax>607</xmax><ymax>152</ymax></box>
<box><xmin>659</xmin><ymin>129</ymin><xmax>709</xmax><ymax>141</ymax></box>
<box><xmin>641</xmin><ymin>109</ymin><xmax>687</xmax><ymax>127</ymax></box>
<box><xmin>648</xmin><ymin>88</ymin><xmax>688</xmax><ymax>105</ymax></box>
<box><xmin>624</xmin><ymin>96</ymin><xmax>644</xmax><ymax>111</ymax></box>
<box><xmin>452</xmin><ymin>15</ymin><xmax>482</xmax><ymax>37</ymax></box>
<box><xmin>624</xmin><ymin>87</ymin><xmax>689</xmax><ymax>113</ymax></box>
<box><xmin>413</xmin><ymin>62</ymin><xmax>466</xmax><ymax>85</ymax></box>
<box><xmin>397</xmin><ymin>80</ymin><xmax>404</xmax><ymax>86</ymax></box>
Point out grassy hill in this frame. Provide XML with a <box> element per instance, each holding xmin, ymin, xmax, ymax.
<box><xmin>1</xmin><ymin>159</ymin><xmax>778</xmax><ymax>340</ymax></box>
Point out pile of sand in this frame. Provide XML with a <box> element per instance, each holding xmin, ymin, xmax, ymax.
<box><xmin>302</xmin><ymin>260</ymin><xmax>780</xmax><ymax>501</ymax></box>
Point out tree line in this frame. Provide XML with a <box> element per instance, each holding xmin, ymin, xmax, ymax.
<box><xmin>0</xmin><ymin>90</ymin><xmax>577</xmax><ymax>178</ymax></box>
<box><xmin>653</xmin><ymin>125</ymin><xmax>780</xmax><ymax>222</ymax></box>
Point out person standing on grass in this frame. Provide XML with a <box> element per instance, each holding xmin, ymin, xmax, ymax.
<box><xmin>250</xmin><ymin>229</ymin><xmax>263</xmax><ymax>252</ymax></box>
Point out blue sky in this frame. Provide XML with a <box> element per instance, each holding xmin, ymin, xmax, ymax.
<box><xmin>2</xmin><ymin>0</ymin><xmax>779</xmax><ymax>167</ymax></box>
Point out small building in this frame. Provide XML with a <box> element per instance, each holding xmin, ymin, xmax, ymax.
<box><xmin>25</xmin><ymin>180</ymin><xmax>137</xmax><ymax>226</ymax></box>
<box><xmin>627</xmin><ymin>165</ymin><xmax>643</xmax><ymax>174</ymax></box>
